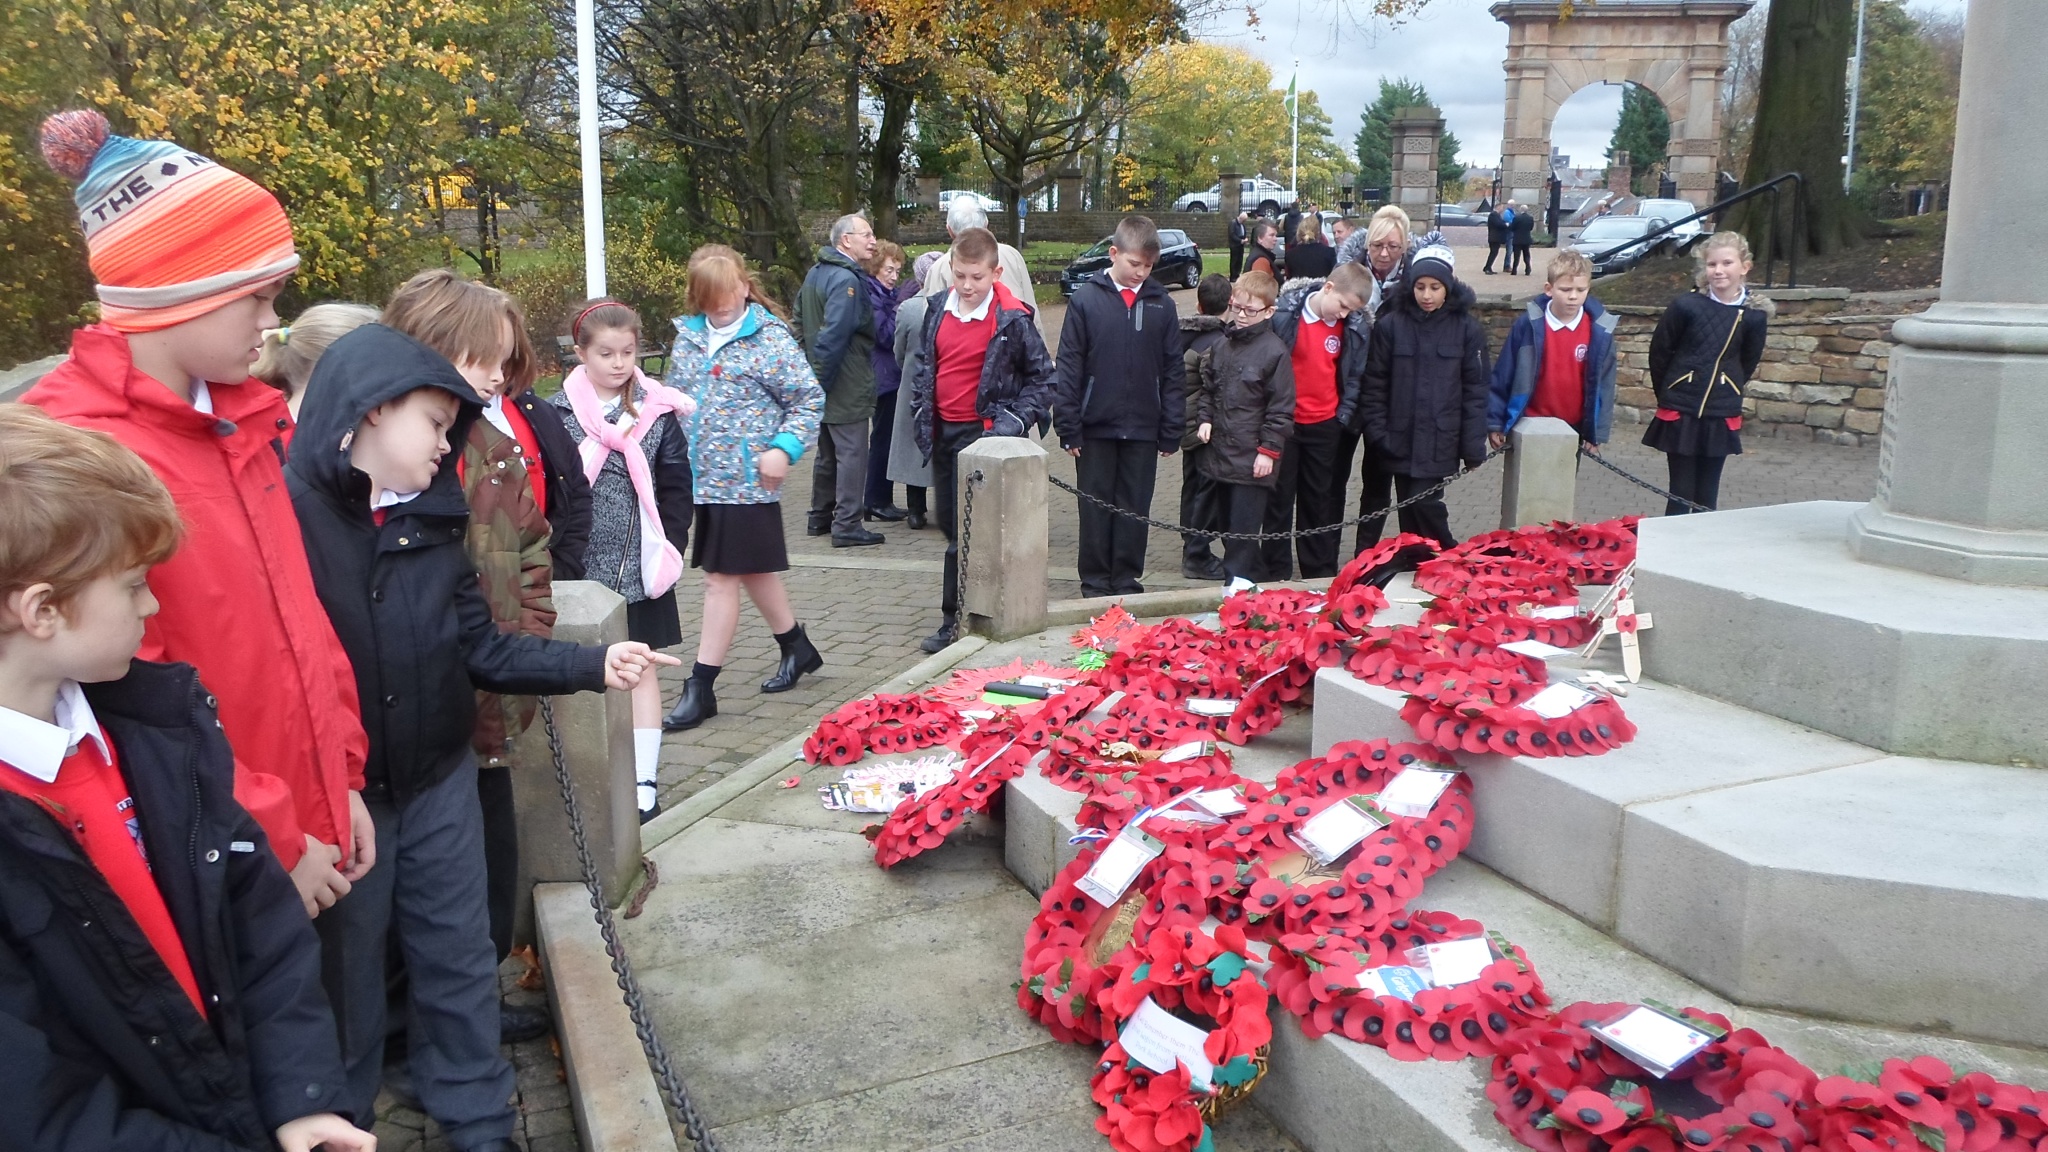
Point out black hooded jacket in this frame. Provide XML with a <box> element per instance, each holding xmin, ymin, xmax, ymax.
<box><xmin>286</xmin><ymin>324</ymin><xmax>607</xmax><ymax>804</ymax></box>
<box><xmin>0</xmin><ymin>661</ymin><xmax>349</xmax><ymax>1151</ymax></box>
<box><xmin>1053</xmin><ymin>272</ymin><xmax>1185</xmax><ymax>450</ymax></box>
<box><xmin>1357</xmin><ymin>279</ymin><xmax>1492</xmax><ymax>479</ymax></box>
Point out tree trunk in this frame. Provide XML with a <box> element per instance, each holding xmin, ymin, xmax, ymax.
<box><xmin>841</xmin><ymin>62</ymin><xmax>862</xmax><ymax>214</ymax></box>
<box><xmin>869</xmin><ymin>77</ymin><xmax>916</xmax><ymax>240</ymax></box>
<box><xmin>1729</xmin><ymin>0</ymin><xmax>1866</xmax><ymax>259</ymax></box>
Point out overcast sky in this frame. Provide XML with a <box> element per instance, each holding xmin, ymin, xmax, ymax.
<box><xmin>1200</xmin><ymin>0</ymin><xmax>1969</xmax><ymax>174</ymax></box>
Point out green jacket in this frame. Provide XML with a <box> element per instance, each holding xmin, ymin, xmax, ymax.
<box><xmin>461</xmin><ymin>416</ymin><xmax>556</xmax><ymax>766</ymax></box>
<box><xmin>795</xmin><ymin>245</ymin><xmax>877</xmax><ymax>425</ymax></box>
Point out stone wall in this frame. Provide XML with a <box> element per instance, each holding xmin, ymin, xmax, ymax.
<box><xmin>1472</xmin><ymin>290</ymin><xmax>1931</xmax><ymax>448</ymax></box>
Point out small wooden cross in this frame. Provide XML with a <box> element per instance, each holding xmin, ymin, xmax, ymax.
<box><xmin>1580</xmin><ymin>596</ymin><xmax>1654</xmax><ymax>681</ymax></box>
<box><xmin>1578</xmin><ymin>670</ymin><xmax>1631</xmax><ymax>697</ymax></box>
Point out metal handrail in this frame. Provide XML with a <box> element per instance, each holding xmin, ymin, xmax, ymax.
<box><xmin>1589</xmin><ymin>172</ymin><xmax>1806</xmax><ymax>287</ymax></box>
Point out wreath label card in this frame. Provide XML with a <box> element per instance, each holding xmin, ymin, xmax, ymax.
<box><xmin>1524</xmin><ymin>682</ymin><xmax>1598</xmax><ymax>720</ymax></box>
<box><xmin>1417</xmin><ymin>935</ymin><xmax>1496</xmax><ymax>987</ymax></box>
<box><xmin>1185</xmin><ymin>697</ymin><xmax>1240</xmax><ymax>718</ymax></box>
<box><xmin>1119</xmin><ymin>996</ymin><xmax>1216</xmax><ymax>1090</ymax></box>
<box><xmin>1078</xmin><ymin>826</ymin><xmax>1166</xmax><ymax>906</ymax></box>
<box><xmin>1357</xmin><ymin>965</ymin><xmax>1432</xmax><ymax>1002</ymax></box>
<box><xmin>1588</xmin><ymin>1004</ymin><xmax>1717</xmax><ymax>1078</ymax></box>
<box><xmin>1290</xmin><ymin>794</ymin><xmax>1391</xmax><ymax>865</ymax></box>
<box><xmin>1378</xmin><ymin>767</ymin><xmax>1461</xmax><ymax>818</ymax></box>
<box><xmin>1188</xmin><ymin>787</ymin><xmax>1246</xmax><ymax>817</ymax></box>
<box><xmin>1159</xmin><ymin>740</ymin><xmax>1221</xmax><ymax>764</ymax></box>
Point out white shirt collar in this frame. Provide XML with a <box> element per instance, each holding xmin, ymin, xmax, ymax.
<box><xmin>706</xmin><ymin>311</ymin><xmax>747</xmax><ymax>357</ymax></box>
<box><xmin>372</xmin><ymin>488</ymin><xmax>424</xmax><ymax>511</ymax></box>
<box><xmin>480</xmin><ymin>395</ymin><xmax>515</xmax><ymax>439</ymax></box>
<box><xmin>945</xmin><ymin>289</ymin><xmax>995</xmax><ymax>323</ymax></box>
<box><xmin>1545</xmin><ymin>304</ymin><xmax>1586</xmax><ymax>332</ymax></box>
<box><xmin>191</xmin><ymin>380</ymin><xmax>214</xmax><ymax>414</ymax></box>
<box><xmin>1710</xmin><ymin>286</ymin><xmax>1750</xmax><ymax>307</ymax></box>
<box><xmin>1109</xmin><ymin>272</ymin><xmax>1145</xmax><ymax>295</ymax></box>
<box><xmin>0</xmin><ymin>681</ymin><xmax>109</xmax><ymax>784</ymax></box>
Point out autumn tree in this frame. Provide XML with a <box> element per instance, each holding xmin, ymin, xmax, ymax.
<box><xmin>1119</xmin><ymin>44</ymin><xmax>1346</xmax><ymax>204</ymax></box>
<box><xmin>1728</xmin><ymin>0</ymin><xmax>1866</xmax><ymax>258</ymax></box>
<box><xmin>864</xmin><ymin>0</ymin><xmax>1189</xmax><ymax>242</ymax></box>
<box><xmin>1607</xmin><ymin>84</ymin><xmax>1671</xmax><ymax>195</ymax></box>
<box><xmin>1354</xmin><ymin>78</ymin><xmax>1463</xmax><ymax>200</ymax></box>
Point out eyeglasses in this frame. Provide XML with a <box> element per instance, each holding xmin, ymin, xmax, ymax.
<box><xmin>1368</xmin><ymin>240</ymin><xmax>1404</xmax><ymax>253</ymax></box>
<box><xmin>1228</xmin><ymin>302</ymin><xmax>1272</xmax><ymax>316</ymax></box>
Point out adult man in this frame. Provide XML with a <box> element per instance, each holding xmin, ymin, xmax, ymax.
<box><xmin>797</xmin><ymin>213</ymin><xmax>883</xmax><ymax>547</ymax></box>
<box><xmin>1229</xmin><ymin>210</ymin><xmax>1250</xmax><ymax>279</ymax></box>
<box><xmin>1484</xmin><ymin>202</ymin><xmax>1508</xmax><ymax>274</ymax></box>
<box><xmin>1500</xmin><ymin>201</ymin><xmax>1519</xmax><ymax>275</ymax></box>
<box><xmin>1329</xmin><ymin>215</ymin><xmax>1357</xmax><ymax>254</ymax></box>
<box><xmin>919</xmin><ymin>197</ymin><xmax>1034</xmax><ymax>302</ymax></box>
<box><xmin>1510</xmin><ymin>202</ymin><xmax>1537</xmax><ymax>275</ymax></box>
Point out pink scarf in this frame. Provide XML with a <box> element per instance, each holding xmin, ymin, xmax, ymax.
<box><xmin>561</xmin><ymin>365</ymin><xmax>697</xmax><ymax>599</ymax></box>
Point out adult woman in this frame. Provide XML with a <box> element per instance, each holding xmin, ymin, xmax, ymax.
<box><xmin>1245</xmin><ymin>221</ymin><xmax>1281</xmax><ymax>278</ymax></box>
<box><xmin>661</xmin><ymin>245</ymin><xmax>827</xmax><ymax>729</ymax></box>
<box><xmin>1283</xmin><ymin>215</ymin><xmax>1336</xmax><ymax>280</ymax></box>
<box><xmin>862</xmin><ymin>240</ymin><xmax>909</xmax><ymax>522</ymax></box>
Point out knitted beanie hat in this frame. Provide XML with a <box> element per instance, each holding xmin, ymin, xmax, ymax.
<box><xmin>39</xmin><ymin>110</ymin><xmax>298</xmax><ymax>333</ymax></box>
<box><xmin>1407</xmin><ymin>243</ymin><xmax>1456</xmax><ymax>290</ymax></box>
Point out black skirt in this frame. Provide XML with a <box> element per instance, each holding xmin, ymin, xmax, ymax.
<box><xmin>1642</xmin><ymin>411</ymin><xmax>1743</xmax><ymax>457</ymax></box>
<box><xmin>692</xmin><ymin>502</ymin><xmax>791</xmax><ymax>575</ymax></box>
<box><xmin>625</xmin><ymin>589</ymin><xmax>684</xmax><ymax>650</ymax></box>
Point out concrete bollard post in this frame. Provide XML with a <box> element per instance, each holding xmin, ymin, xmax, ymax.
<box><xmin>1498</xmin><ymin>415</ymin><xmax>1578</xmax><ymax>529</ymax></box>
<box><xmin>509</xmin><ymin>580</ymin><xmax>640</xmax><ymax>946</ymax></box>
<box><xmin>959</xmin><ymin>437</ymin><xmax>1050</xmax><ymax>640</ymax></box>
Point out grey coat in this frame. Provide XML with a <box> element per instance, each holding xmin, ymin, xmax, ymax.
<box><xmin>887</xmin><ymin>294</ymin><xmax>934</xmax><ymax>488</ymax></box>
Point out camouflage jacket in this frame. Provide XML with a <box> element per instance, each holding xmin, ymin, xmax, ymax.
<box><xmin>462</xmin><ymin>414</ymin><xmax>557</xmax><ymax>765</ymax></box>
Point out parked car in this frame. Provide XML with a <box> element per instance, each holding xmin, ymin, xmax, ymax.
<box><xmin>1569</xmin><ymin>214</ymin><xmax>1680</xmax><ymax>277</ymax></box>
<box><xmin>1060</xmin><ymin>228</ymin><xmax>1204</xmax><ymax>296</ymax></box>
<box><xmin>1431</xmin><ymin>204</ymin><xmax>1487</xmax><ymax>228</ymax></box>
<box><xmin>1634</xmin><ymin>198</ymin><xmax>1707</xmax><ymax>249</ymax></box>
<box><xmin>1173</xmin><ymin>177</ymin><xmax>1296</xmax><ymax>214</ymax></box>
<box><xmin>939</xmin><ymin>188</ymin><xmax>1003</xmax><ymax>214</ymax></box>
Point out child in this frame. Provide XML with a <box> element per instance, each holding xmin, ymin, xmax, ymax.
<box><xmin>380</xmin><ymin>268</ymin><xmax>591</xmax><ymax>1048</ymax></box>
<box><xmin>1642</xmin><ymin>231</ymin><xmax>1768</xmax><ymax>514</ymax></box>
<box><xmin>0</xmin><ymin>405</ymin><xmax>373</xmax><ymax>1152</ymax></box>
<box><xmin>286</xmin><ymin>321</ymin><xmax>677</xmax><ymax>1150</ymax></box>
<box><xmin>1356</xmin><ymin>244</ymin><xmax>1491</xmax><ymax>552</ymax></box>
<box><xmin>1488</xmin><ymin>250</ymin><xmax>1618</xmax><ymax>455</ymax></box>
<box><xmin>252</xmin><ymin>302</ymin><xmax>381</xmax><ymax>425</ymax></box>
<box><xmin>1053</xmin><ymin>215</ymin><xmax>1184</xmax><ymax>598</ymax></box>
<box><xmin>28</xmin><ymin>110</ymin><xmax>369</xmax><ymax>921</ymax></box>
<box><xmin>662</xmin><ymin>246</ymin><xmax>828</xmax><ymax>726</ymax></box>
<box><xmin>1193</xmin><ymin>270</ymin><xmax>1296</xmax><ymax>590</ymax></box>
<box><xmin>1268</xmin><ymin>261</ymin><xmax>1373</xmax><ymax>579</ymax></box>
<box><xmin>908</xmin><ymin>226</ymin><xmax>1057</xmax><ymax>651</ymax></box>
<box><xmin>1178</xmin><ymin>273</ymin><xmax>1233</xmax><ymax>581</ymax></box>
<box><xmin>550</xmin><ymin>300</ymin><xmax>695</xmax><ymax>821</ymax></box>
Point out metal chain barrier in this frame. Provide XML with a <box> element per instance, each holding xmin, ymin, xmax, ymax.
<box><xmin>1044</xmin><ymin>448</ymin><xmax>1504</xmax><ymax>543</ymax></box>
<box><xmin>957</xmin><ymin>468</ymin><xmax>983</xmax><ymax>623</ymax></box>
<box><xmin>1576</xmin><ymin>445</ymin><xmax>1712</xmax><ymax>513</ymax></box>
<box><xmin>539</xmin><ymin>697</ymin><xmax>722</xmax><ymax>1152</ymax></box>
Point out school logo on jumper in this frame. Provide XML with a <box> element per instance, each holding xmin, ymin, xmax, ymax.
<box><xmin>1323</xmin><ymin>334</ymin><xmax>1341</xmax><ymax>354</ymax></box>
<box><xmin>1575</xmin><ymin>344</ymin><xmax>1589</xmax><ymax>363</ymax></box>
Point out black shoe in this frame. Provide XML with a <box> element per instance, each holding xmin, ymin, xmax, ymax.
<box><xmin>919</xmin><ymin>617</ymin><xmax>959</xmax><ymax>654</ymax></box>
<box><xmin>906</xmin><ymin>511</ymin><xmax>927</xmax><ymax>530</ymax></box>
<box><xmin>639</xmin><ymin>791</ymin><xmax>661</xmax><ymax>824</ymax></box>
<box><xmin>832</xmin><ymin>527</ymin><xmax>885</xmax><ymax>547</ymax></box>
<box><xmin>865</xmin><ymin>504</ymin><xmax>908</xmax><ymax>522</ymax></box>
<box><xmin>1112</xmin><ymin>581</ymin><xmax>1145</xmax><ymax>596</ymax></box>
<box><xmin>806</xmin><ymin>511</ymin><xmax>831</xmax><ymax>536</ymax></box>
<box><xmin>1080</xmin><ymin>586</ymin><xmax>1114</xmax><ymax>599</ymax></box>
<box><xmin>1181</xmin><ymin>556</ymin><xmax>1227</xmax><ymax>581</ymax></box>
<box><xmin>662</xmin><ymin>678</ymin><xmax>717</xmax><ymax>731</ymax></box>
<box><xmin>762</xmin><ymin>625</ymin><xmax>823</xmax><ymax>692</ymax></box>
<box><xmin>501</xmin><ymin>1001</ymin><xmax>551</xmax><ymax>1044</ymax></box>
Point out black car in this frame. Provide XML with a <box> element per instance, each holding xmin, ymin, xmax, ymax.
<box><xmin>1059</xmin><ymin>229</ymin><xmax>1204</xmax><ymax>296</ymax></box>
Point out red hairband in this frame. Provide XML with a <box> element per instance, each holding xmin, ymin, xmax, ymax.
<box><xmin>570</xmin><ymin>301</ymin><xmax>615</xmax><ymax>343</ymax></box>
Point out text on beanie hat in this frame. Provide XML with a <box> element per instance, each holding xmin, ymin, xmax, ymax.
<box><xmin>40</xmin><ymin>110</ymin><xmax>299</xmax><ymax>334</ymax></box>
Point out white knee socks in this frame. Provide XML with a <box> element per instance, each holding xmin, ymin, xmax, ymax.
<box><xmin>634</xmin><ymin>729</ymin><xmax>661</xmax><ymax>813</ymax></box>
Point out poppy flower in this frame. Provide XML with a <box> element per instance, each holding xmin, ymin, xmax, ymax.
<box><xmin>1557</xmin><ymin>1088</ymin><xmax>1631</xmax><ymax>1134</ymax></box>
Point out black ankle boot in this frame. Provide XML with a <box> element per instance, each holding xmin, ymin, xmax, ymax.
<box><xmin>662</xmin><ymin>677</ymin><xmax>717</xmax><ymax>731</ymax></box>
<box><xmin>919</xmin><ymin>615</ymin><xmax>959</xmax><ymax>655</ymax></box>
<box><xmin>761</xmin><ymin>625</ymin><xmax>823</xmax><ymax>693</ymax></box>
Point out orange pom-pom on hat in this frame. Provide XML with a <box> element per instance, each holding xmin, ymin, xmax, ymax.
<box><xmin>39</xmin><ymin>110</ymin><xmax>298</xmax><ymax>333</ymax></box>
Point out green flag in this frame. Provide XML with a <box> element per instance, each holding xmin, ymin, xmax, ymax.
<box><xmin>1286</xmin><ymin>71</ymin><xmax>1297</xmax><ymax>111</ymax></box>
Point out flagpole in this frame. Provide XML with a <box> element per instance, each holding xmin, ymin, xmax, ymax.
<box><xmin>1290</xmin><ymin>61</ymin><xmax>1300</xmax><ymax>198</ymax></box>
<box><xmin>575</xmin><ymin>0</ymin><xmax>606</xmax><ymax>298</ymax></box>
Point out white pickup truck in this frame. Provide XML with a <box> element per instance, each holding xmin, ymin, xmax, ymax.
<box><xmin>1173</xmin><ymin>177</ymin><xmax>1296</xmax><ymax>214</ymax></box>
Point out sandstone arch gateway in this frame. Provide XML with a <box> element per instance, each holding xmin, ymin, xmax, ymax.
<box><xmin>1491</xmin><ymin>0</ymin><xmax>1753</xmax><ymax>210</ymax></box>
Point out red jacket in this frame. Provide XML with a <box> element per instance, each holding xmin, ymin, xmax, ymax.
<box><xmin>26</xmin><ymin>325</ymin><xmax>367</xmax><ymax>869</ymax></box>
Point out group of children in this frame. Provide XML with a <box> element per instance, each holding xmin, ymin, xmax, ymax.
<box><xmin>0</xmin><ymin>106</ymin><xmax>1767</xmax><ymax>1152</ymax></box>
